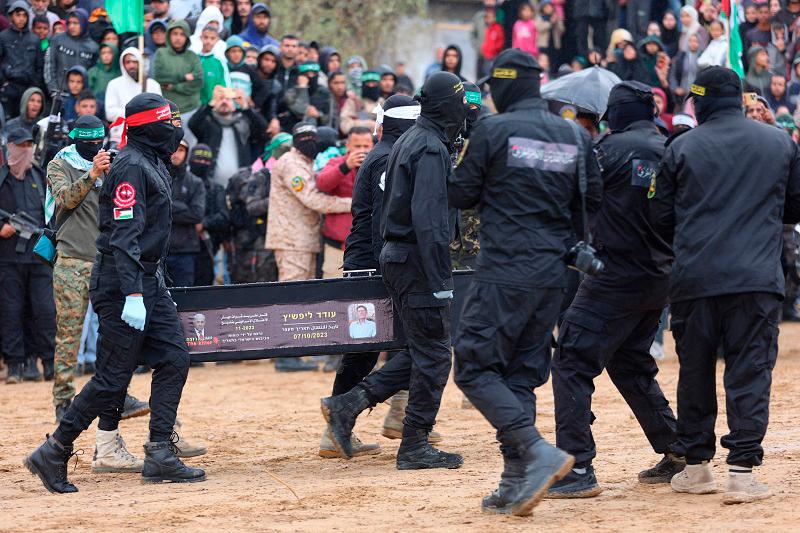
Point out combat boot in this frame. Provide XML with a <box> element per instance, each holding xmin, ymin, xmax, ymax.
<box><xmin>638</xmin><ymin>453</ymin><xmax>686</xmax><ymax>484</ymax></box>
<box><xmin>482</xmin><ymin>451</ymin><xmax>526</xmax><ymax>514</ymax></box>
<box><xmin>5</xmin><ymin>362</ymin><xmax>23</xmax><ymax>384</ymax></box>
<box><xmin>319</xmin><ymin>427</ymin><xmax>380</xmax><ymax>458</ymax></box>
<box><xmin>670</xmin><ymin>462</ymin><xmax>717</xmax><ymax>494</ymax></box>
<box><xmin>510</xmin><ymin>439</ymin><xmax>574</xmax><ymax>516</ymax></box>
<box><xmin>546</xmin><ymin>464</ymin><xmax>603</xmax><ymax>498</ymax></box>
<box><xmin>320</xmin><ymin>386</ymin><xmax>372</xmax><ymax>459</ymax></box>
<box><xmin>723</xmin><ymin>471</ymin><xmax>773</xmax><ymax>504</ymax></box>
<box><xmin>121</xmin><ymin>394</ymin><xmax>150</xmax><ymax>420</ymax></box>
<box><xmin>172</xmin><ymin>422</ymin><xmax>207</xmax><ymax>458</ymax></box>
<box><xmin>42</xmin><ymin>359</ymin><xmax>55</xmax><ymax>381</ymax></box>
<box><xmin>55</xmin><ymin>399</ymin><xmax>71</xmax><ymax>423</ymax></box>
<box><xmin>381</xmin><ymin>390</ymin><xmax>443</xmax><ymax>444</ymax></box>
<box><xmin>92</xmin><ymin>429</ymin><xmax>143</xmax><ymax>473</ymax></box>
<box><xmin>23</xmin><ymin>435</ymin><xmax>79</xmax><ymax>493</ymax></box>
<box><xmin>141</xmin><ymin>439</ymin><xmax>206</xmax><ymax>484</ymax></box>
<box><xmin>23</xmin><ymin>356</ymin><xmax>42</xmax><ymax>381</ymax></box>
<box><xmin>396</xmin><ymin>427</ymin><xmax>463</xmax><ymax>470</ymax></box>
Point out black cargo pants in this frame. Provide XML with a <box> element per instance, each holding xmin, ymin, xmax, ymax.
<box><xmin>54</xmin><ymin>256</ymin><xmax>190</xmax><ymax>445</ymax></box>
<box><xmin>454</xmin><ymin>281</ymin><xmax>563</xmax><ymax>452</ymax></box>
<box><xmin>552</xmin><ymin>286</ymin><xmax>677</xmax><ymax>467</ymax></box>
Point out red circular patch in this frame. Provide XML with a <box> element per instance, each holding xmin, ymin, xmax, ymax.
<box><xmin>114</xmin><ymin>182</ymin><xmax>137</xmax><ymax>209</ymax></box>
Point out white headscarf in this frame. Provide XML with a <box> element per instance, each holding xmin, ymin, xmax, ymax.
<box><xmin>190</xmin><ymin>6</ymin><xmax>228</xmax><ymax>64</ymax></box>
<box><xmin>372</xmin><ymin>103</ymin><xmax>421</xmax><ymax>135</ymax></box>
<box><xmin>679</xmin><ymin>5</ymin><xmax>702</xmax><ymax>52</ymax></box>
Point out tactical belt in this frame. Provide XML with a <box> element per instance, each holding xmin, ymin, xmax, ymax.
<box><xmin>97</xmin><ymin>252</ymin><xmax>160</xmax><ymax>275</ymax></box>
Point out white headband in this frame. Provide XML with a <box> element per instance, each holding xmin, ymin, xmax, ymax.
<box><xmin>372</xmin><ymin>104</ymin><xmax>421</xmax><ymax>134</ymax></box>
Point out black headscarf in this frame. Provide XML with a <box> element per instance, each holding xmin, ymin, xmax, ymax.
<box><xmin>381</xmin><ymin>94</ymin><xmax>418</xmax><ymax>139</ymax></box>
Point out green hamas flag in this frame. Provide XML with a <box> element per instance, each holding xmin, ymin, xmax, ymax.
<box><xmin>106</xmin><ymin>0</ymin><xmax>145</xmax><ymax>35</ymax></box>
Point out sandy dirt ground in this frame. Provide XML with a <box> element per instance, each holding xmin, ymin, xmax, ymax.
<box><xmin>2</xmin><ymin>324</ymin><xmax>800</xmax><ymax>532</ymax></box>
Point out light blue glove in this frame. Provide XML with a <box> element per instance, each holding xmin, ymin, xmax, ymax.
<box><xmin>121</xmin><ymin>295</ymin><xmax>146</xmax><ymax>331</ymax></box>
<box><xmin>433</xmin><ymin>290</ymin><xmax>454</xmax><ymax>300</ymax></box>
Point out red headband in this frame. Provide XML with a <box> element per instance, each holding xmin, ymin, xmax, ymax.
<box><xmin>109</xmin><ymin>104</ymin><xmax>172</xmax><ymax>148</ymax></box>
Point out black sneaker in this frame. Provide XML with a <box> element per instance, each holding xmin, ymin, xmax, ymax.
<box><xmin>546</xmin><ymin>465</ymin><xmax>603</xmax><ymax>499</ymax></box>
<box><xmin>23</xmin><ymin>356</ymin><xmax>42</xmax><ymax>382</ymax></box>
<box><xmin>638</xmin><ymin>453</ymin><xmax>686</xmax><ymax>484</ymax></box>
<box><xmin>23</xmin><ymin>435</ymin><xmax>80</xmax><ymax>493</ymax></box>
<box><xmin>55</xmin><ymin>400</ymin><xmax>71</xmax><ymax>423</ymax></box>
<box><xmin>275</xmin><ymin>357</ymin><xmax>318</xmax><ymax>372</ymax></box>
<box><xmin>396</xmin><ymin>429</ymin><xmax>463</xmax><ymax>470</ymax></box>
<box><xmin>121</xmin><ymin>394</ymin><xmax>150</xmax><ymax>420</ymax></box>
<box><xmin>141</xmin><ymin>436</ymin><xmax>206</xmax><ymax>484</ymax></box>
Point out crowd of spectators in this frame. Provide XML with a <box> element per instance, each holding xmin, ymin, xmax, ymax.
<box><xmin>1</xmin><ymin>0</ymin><xmax>800</xmax><ymax>382</ymax></box>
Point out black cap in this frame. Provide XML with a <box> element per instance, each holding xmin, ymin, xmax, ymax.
<box><xmin>7</xmin><ymin>125</ymin><xmax>33</xmax><ymax>144</ymax></box>
<box><xmin>607</xmin><ymin>81</ymin><xmax>654</xmax><ymax>108</ymax></box>
<box><xmin>688</xmin><ymin>66</ymin><xmax>742</xmax><ymax>99</ymax></box>
<box><xmin>477</xmin><ymin>48</ymin><xmax>541</xmax><ymax>86</ymax></box>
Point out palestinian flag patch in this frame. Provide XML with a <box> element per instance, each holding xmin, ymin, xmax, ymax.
<box><xmin>113</xmin><ymin>207</ymin><xmax>133</xmax><ymax>220</ymax></box>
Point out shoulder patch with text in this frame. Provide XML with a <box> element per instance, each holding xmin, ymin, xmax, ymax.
<box><xmin>631</xmin><ymin>159</ymin><xmax>658</xmax><ymax>189</ymax></box>
<box><xmin>507</xmin><ymin>137</ymin><xmax>577</xmax><ymax>173</ymax></box>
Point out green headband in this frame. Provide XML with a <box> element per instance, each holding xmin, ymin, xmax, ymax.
<box><xmin>465</xmin><ymin>90</ymin><xmax>482</xmax><ymax>106</ymax></box>
<box><xmin>361</xmin><ymin>71</ymin><xmax>380</xmax><ymax>82</ymax></box>
<box><xmin>298</xmin><ymin>63</ymin><xmax>321</xmax><ymax>74</ymax></box>
<box><xmin>68</xmin><ymin>127</ymin><xmax>105</xmax><ymax>140</ymax></box>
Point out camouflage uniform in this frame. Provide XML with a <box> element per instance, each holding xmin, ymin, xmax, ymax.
<box><xmin>450</xmin><ymin>208</ymin><xmax>480</xmax><ymax>270</ymax></box>
<box><xmin>46</xmin><ymin>157</ymin><xmax>100</xmax><ymax>407</ymax></box>
<box><xmin>265</xmin><ymin>148</ymin><xmax>351</xmax><ymax>281</ymax></box>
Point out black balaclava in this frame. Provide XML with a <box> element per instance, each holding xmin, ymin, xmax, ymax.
<box><xmin>606</xmin><ymin>82</ymin><xmax>656</xmax><ymax>131</ymax></box>
<box><xmin>71</xmin><ymin>115</ymin><xmax>105</xmax><ymax>161</ymax></box>
<box><xmin>416</xmin><ymin>71</ymin><xmax>468</xmax><ymax>142</ymax></box>
<box><xmin>166</xmin><ymin>99</ymin><xmax>185</xmax><ymax>154</ymax></box>
<box><xmin>125</xmin><ymin>93</ymin><xmax>175</xmax><ymax>160</ymax></box>
<box><xmin>189</xmin><ymin>143</ymin><xmax>214</xmax><ymax>179</ymax></box>
<box><xmin>292</xmin><ymin>122</ymin><xmax>318</xmax><ymax>160</ymax></box>
<box><xmin>381</xmin><ymin>94</ymin><xmax>419</xmax><ymax>139</ymax></box>
<box><xmin>361</xmin><ymin>71</ymin><xmax>381</xmax><ymax>101</ymax></box>
<box><xmin>491</xmin><ymin>71</ymin><xmax>540</xmax><ymax>113</ymax></box>
<box><xmin>693</xmin><ymin>95</ymin><xmax>742</xmax><ymax>124</ymax></box>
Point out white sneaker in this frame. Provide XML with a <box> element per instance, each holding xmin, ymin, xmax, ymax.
<box><xmin>92</xmin><ymin>429</ymin><xmax>143</xmax><ymax>473</ymax></box>
<box><xmin>649</xmin><ymin>341</ymin><xmax>665</xmax><ymax>360</ymax></box>
<box><xmin>723</xmin><ymin>472</ymin><xmax>773</xmax><ymax>504</ymax></box>
<box><xmin>670</xmin><ymin>462</ymin><xmax>717</xmax><ymax>494</ymax></box>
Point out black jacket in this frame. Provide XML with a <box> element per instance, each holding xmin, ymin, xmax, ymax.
<box><xmin>201</xmin><ymin>177</ymin><xmax>230</xmax><ymax>248</ymax></box>
<box><xmin>381</xmin><ymin>116</ymin><xmax>454</xmax><ymax>292</ymax></box>
<box><xmin>449</xmin><ymin>98</ymin><xmax>602</xmax><ymax>288</ymax></box>
<box><xmin>44</xmin><ymin>31</ymin><xmax>99</xmax><ymax>94</ymax></box>
<box><xmin>168</xmin><ymin>166</ymin><xmax>206</xmax><ymax>254</ymax></box>
<box><xmin>0</xmin><ymin>165</ymin><xmax>46</xmax><ymax>263</ymax></box>
<box><xmin>188</xmin><ymin>106</ymin><xmax>268</xmax><ymax>177</ymax></box>
<box><xmin>588</xmin><ymin>120</ymin><xmax>672</xmax><ymax>308</ymax></box>
<box><xmin>344</xmin><ymin>134</ymin><xmax>395</xmax><ymax>271</ymax></box>
<box><xmin>95</xmin><ymin>139</ymin><xmax>174</xmax><ymax>295</ymax></box>
<box><xmin>0</xmin><ymin>23</ymin><xmax>44</xmax><ymax>92</ymax></box>
<box><xmin>650</xmin><ymin>107</ymin><xmax>800</xmax><ymax>302</ymax></box>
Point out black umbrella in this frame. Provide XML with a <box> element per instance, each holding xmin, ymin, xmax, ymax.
<box><xmin>541</xmin><ymin>66</ymin><xmax>622</xmax><ymax>117</ymax></box>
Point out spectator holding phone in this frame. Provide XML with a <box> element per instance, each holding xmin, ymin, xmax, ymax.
<box><xmin>316</xmin><ymin>125</ymin><xmax>373</xmax><ymax>279</ymax></box>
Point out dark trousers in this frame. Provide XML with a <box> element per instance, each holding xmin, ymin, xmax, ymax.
<box><xmin>359</xmin><ymin>242</ymin><xmax>451</xmax><ymax>432</ymax></box>
<box><xmin>575</xmin><ymin>17</ymin><xmax>608</xmax><ymax>58</ymax></box>
<box><xmin>166</xmin><ymin>252</ymin><xmax>197</xmax><ymax>288</ymax></box>
<box><xmin>552</xmin><ymin>289</ymin><xmax>677</xmax><ymax>466</ymax></box>
<box><xmin>332</xmin><ymin>352</ymin><xmax>380</xmax><ymax>395</ymax></box>
<box><xmin>454</xmin><ymin>282</ymin><xmax>562</xmax><ymax>452</ymax></box>
<box><xmin>0</xmin><ymin>262</ymin><xmax>55</xmax><ymax>365</ymax></box>
<box><xmin>54</xmin><ymin>263</ymin><xmax>190</xmax><ymax>445</ymax></box>
<box><xmin>194</xmin><ymin>250</ymin><xmax>215</xmax><ymax>286</ymax></box>
<box><xmin>670</xmin><ymin>292</ymin><xmax>780</xmax><ymax>467</ymax></box>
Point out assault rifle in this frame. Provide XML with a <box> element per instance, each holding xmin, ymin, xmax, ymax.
<box><xmin>0</xmin><ymin>207</ymin><xmax>42</xmax><ymax>253</ymax></box>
